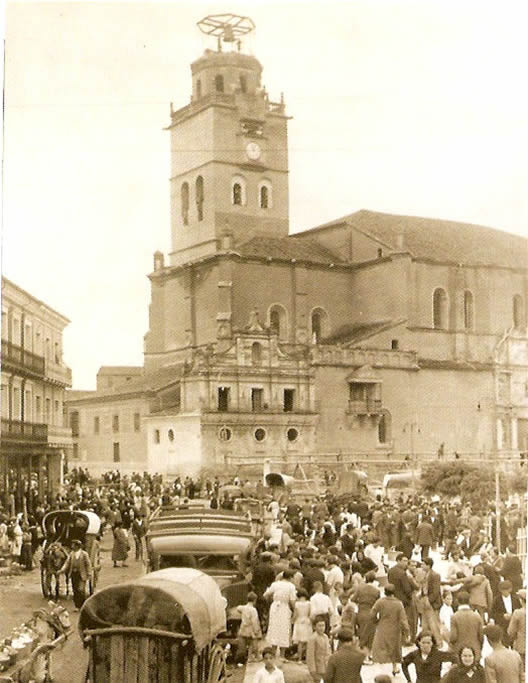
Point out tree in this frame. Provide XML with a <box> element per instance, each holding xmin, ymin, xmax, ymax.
<box><xmin>420</xmin><ymin>462</ymin><xmax>494</xmax><ymax>509</ymax></box>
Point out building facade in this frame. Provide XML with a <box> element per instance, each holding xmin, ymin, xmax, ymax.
<box><xmin>1</xmin><ymin>277</ymin><xmax>73</xmax><ymax>504</ymax></box>
<box><xmin>66</xmin><ymin>19</ymin><xmax>528</xmax><ymax>478</ymax></box>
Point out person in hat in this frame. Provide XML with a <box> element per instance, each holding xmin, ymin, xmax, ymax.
<box><xmin>324</xmin><ymin>628</ymin><xmax>364</xmax><ymax>683</ymax></box>
<box><xmin>59</xmin><ymin>539</ymin><xmax>92</xmax><ymax>610</ymax></box>
<box><xmin>507</xmin><ymin>589</ymin><xmax>526</xmax><ymax>666</ymax></box>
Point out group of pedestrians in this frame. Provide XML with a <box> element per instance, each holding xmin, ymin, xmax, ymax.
<box><xmin>242</xmin><ymin>491</ymin><xmax>526</xmax><ymax>682</ymax></box>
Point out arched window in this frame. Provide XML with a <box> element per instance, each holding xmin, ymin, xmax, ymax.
<box><xmin>196</xmin><ymin>79</ymin><xmax>202</xmax><ymax>99</ymax></box>
<box><xmin>432</xmin><ymin>288</ymin><xmax>448</xmax><ymax>329</ymax></box>
<box><xmin>251</xmin><ymin>342</ymin><xmax>262</xmax><ymax>365</ymax></box>
<box><xmin>233</xmin><ymin>183</ymin><xmax>242</xmax><ymax>205</ymax></box>
<box><xmin>239</xmin><ymin>74</ymin><xmax>247</xmax><ymax>93</ymax></box>
<box><xmin>513</xmin><ymin>294</ymin><xmax>524</xmax><ymax>328</ymax></box>
<box><xmin>378</xmin><ymin>411</ymin><xmax>392</xmax><ymax>444</ymax></box>
<box><xmin>215</xmin><ymin>74</ymin><xmax>224</xmax><ymax>93</ymax></box>
<box><xmin>195</xmin><ymin>176</ymin><xmax>204</xmax><ymax>222</ymax></box>
<box><xmin>463</xmin><ymin>290</ymin><xmax>474</xmax><ymax>330</ymax></box>
<box><xmin>231</xmin><ymin>175</ymin><xmax>246</xmax><ymax>206</ymax></box>
<box><xmin>268</xmin><ymin>304</ymin><xmax>288</xmax><ymax>341</ymax></box>
<box><xmin>311</xmin><ymin>308</ymin><xmax>329</xmax><ymax>343</ymax></box>
<box><xmin>181</xmin><ymin>182</ymin><xmax>189</xmax><ymax>225</ymax></box>
<box><xmin>258</xmin><ymin>179</ymin><xmax>273</xmax><ymax>209</ymax></box>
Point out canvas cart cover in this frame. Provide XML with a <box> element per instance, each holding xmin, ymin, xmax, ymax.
<box><xmin>79</xmin><ymin>568</ymin><xmax>226</xmax><ymax>651</ymax></box>
<box><xmin>43</xmin><ymin>510</ymin><xmax>101</xmax><ymax>541</ymax></box>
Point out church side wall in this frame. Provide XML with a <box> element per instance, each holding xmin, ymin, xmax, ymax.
<box><xmin>350</xmin><ymin>257</ymin><xmax>410</xmax><ymax>323</ymax></box>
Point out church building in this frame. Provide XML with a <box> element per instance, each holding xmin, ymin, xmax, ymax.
<box><xmin>66</xmin><ymin>15</ymin><xmax>528</xmax><ymax>477</ymax></box>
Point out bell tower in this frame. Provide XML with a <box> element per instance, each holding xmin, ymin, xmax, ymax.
<box><xmin>167</xmin><ymin>14</ymin><xmax>290</xmax><ymax>266</ymax></box>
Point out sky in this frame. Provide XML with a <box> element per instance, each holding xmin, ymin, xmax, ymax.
<box><xmin>2</xmin><ymin>0</ymin><xmax>528</xmax><ymax>389</ymax></box>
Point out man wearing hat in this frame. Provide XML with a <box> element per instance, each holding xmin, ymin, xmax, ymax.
<box><xmin>490</xmin><ymin>580</ymin><xmax>521</xmax><ymax>645</ymax></box>
<box><xmin>59</xmin><ymin>539</ymin><xmax>92</xmax><ymax>611</ymax></box>
<box><xmin>324</xmin><ymin>628</ymin><xmax>364</xmax><ymax>683</ymax></box>
<box><xmin>507</xmin><ymin>589</ymin><xmax>526</xmax><ymax>666</ymax></box>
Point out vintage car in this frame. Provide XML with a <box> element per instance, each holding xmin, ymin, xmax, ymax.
<box><xmin>79</xmin><ymin>568</ymin><xmax>227</xmax><ymax>682</ymax></box>
<box><xmin>145</xmin><ymin>508</ymin><xmax>254</xmax><ymax>589</ymax></box>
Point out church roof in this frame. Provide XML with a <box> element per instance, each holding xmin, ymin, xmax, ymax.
<box><xmin>299</xmin><ymin>209</ymin><xmax>527</xmax><ymax>269</ymax></box>
<box><xmin>238</xmin><ymin>235</ymin><xmax>343</xmax><ymax>265</ymax></box>
<box><xmin>66</xmin><ymin>365</ymin><xmax>184</xmax><ymax>403</ymax></box>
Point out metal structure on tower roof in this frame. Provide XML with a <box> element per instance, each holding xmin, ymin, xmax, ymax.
<box><xmin>197</xmin><ymin>14</ymin><xmax>255</xmax><ymax>47</ymax></box>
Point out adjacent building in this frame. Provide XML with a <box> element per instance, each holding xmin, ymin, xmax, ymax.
<box><xmin>65</xmin><ymin>16</ymin><xmax>528</xmax><ymax>478</ymax></box>
<box><xmin>1</xmin><ymin>277</ymin><xmax>73</xmax><ymax>502</ymax></box>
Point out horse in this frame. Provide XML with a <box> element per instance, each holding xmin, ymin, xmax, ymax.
<box><xmin>41</xmin><ymin>541</ymin><xmax>69</xmax><ymax>600</ymax></box>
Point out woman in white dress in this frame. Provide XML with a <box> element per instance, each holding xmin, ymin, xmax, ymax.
<box><xmin>10</xmin><ymin>516</ymin><xmax>23</xmax><ymax>563</ymax></box>
<box><xmin>264</xmin><ymin>569</ymin><xmax>297</xmax><ymax>659</ymax></box>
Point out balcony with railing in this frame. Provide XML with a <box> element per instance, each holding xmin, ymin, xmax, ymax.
<box><xmin>1</xmin><ymin>340</ymin><xmax>45</xmax><ymax>378</ymax></box>
<box><xmin>1</xmin><ymin>418</ymin><xmax>48</xmax><ymax>443</ymax></box>
<box><xmin>347</xmin><ymin>399</ymin><xmax>383</xmax><ymax>415</ymax></box>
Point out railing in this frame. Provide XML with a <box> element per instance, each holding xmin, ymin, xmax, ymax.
<box><xmin>1</xmin><ymin>418</ymin><xmax>48</xmax><ymax>442</ymax></box>
<box><xmin>1</xmin><ymin>339</ymin><xmax>45</xmax><ymax>376</ymax></box>
<box><xmin>347</xmin><ymin>399</ymin><xmax>383</xmax><ymax>414</ymax></box>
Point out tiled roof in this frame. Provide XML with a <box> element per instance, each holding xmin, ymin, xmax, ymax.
<box><xmin>67</xmin><ymin>366</ymin><xmax>184</xmax><ymax>402</ymax></box>
<box><xmin>300</xmin><ymin>209</ymin><xmax>527</xmax><ymax>269</ymax></box>
<box><xmin>237</xmin><ymin>235</ymin><xmax>344</xmax><ymax>265</ymax></box>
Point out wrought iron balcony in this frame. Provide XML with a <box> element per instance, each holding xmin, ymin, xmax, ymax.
<box><xmin>1</xmin><ymin>418</ymin><xmax>48</xmax><ymax>443</ymax></box>
<box><xmin>1</xmin><ymin>340</ymin><xmax>45</xmax><ymax>378</ymax></box>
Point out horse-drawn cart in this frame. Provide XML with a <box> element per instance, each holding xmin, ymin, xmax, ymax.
<box><xmin>40</xmin><ymin>510</ymin><xmax>101</xmax><ymax>600</ymax></box>
<box><xmin>79</xmin><ymin>568</ymin><xmax>228</xmax><ymax>682</ymax></box>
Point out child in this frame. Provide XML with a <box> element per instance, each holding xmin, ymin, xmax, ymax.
<box><xmin>306</xmin><ymin>617</ymin><xmax>331</xmax><ymax>683</ymax></box>
<box><xmin>236</xmin><ymin>591</ymin><xmax>262</xmax><ymax>664</ymax></box>
<box><xmin>340</xmin><ymin>591</ymin><xmax>357</xmax><ymax>633</ymax></box>
<box><xmin>254</xmin><ymin>647</ymin><xmax>285</xmax><ymax>683</ymax></box>
<box><xmin>292</xmin><ymin>588</ymin><xmax>312</xmax><ymax>661</ymax></box>
<box><xmin>309</xmin><ymin>581</ymin><xmax>333</xmax><ymax>634</ymax></box>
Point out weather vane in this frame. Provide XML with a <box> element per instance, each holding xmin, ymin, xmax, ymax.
<box><xmin>197</xmin><ymin>14</ymin><xmax>255</xmax><ymax>52</ymax></box>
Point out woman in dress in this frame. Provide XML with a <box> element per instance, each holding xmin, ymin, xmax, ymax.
<box><xmin>370</xmin><ymin>583</ymin><xmax>410</xmax><ymax>677</ymax></box>
<box><xmin>111</xmin><ymin>520</ymin><xmax>130</xmax><ymax>568</ymax></box>
<box><xmin>10</xmin><ymin>516</ymin><xmax>23</xmax><ymax>564</ymax></box>
<box><xmin>402</xmin><ymin>631</ymin><xmax>455</xmax><ymax>682</ymax></box>
<box><xmin>440</xmin><ymin>646</ymin><xmax>485</xmax><ymax>682</ymax></box>
<box><xmin>352</xmin><ymin>570</ymin><xmax>380</xmax><ymax>664</ymax></box>
<box><xmin>264</xmin><ymin>568</ymin><xmax>297</xmax><ymax>660</ymax></box>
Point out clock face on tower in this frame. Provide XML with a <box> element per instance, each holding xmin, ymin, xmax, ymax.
<box><xmin>245</xmin><ymin>141</ymin><xmax>261</xmax><ymax>161</ymax></box>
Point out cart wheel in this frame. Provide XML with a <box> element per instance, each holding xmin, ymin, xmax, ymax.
<box><xmin>41</xmin><ymin>565</ymin><xmax>51</xmax><ymax>599</ymax></box>
<box><xmin>207</xmin><ymin>645</ymin><xmax>226</xmax><ymax>683</ymax></box>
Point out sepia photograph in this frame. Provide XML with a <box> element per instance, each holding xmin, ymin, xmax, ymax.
<box><xmin>1</xmin><ymin>2</ymin><xmax>527</xmax><ymax>681</ymax></box>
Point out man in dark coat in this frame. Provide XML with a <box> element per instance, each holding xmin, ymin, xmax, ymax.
<box><xmin>324</xmin><ymin>628</ymin><xmax>364</xmax><ymax>683</ymax></box>
<box><xmin>414</xmin><ymin>517</ymin><xmax>435</xmax><ymax>560</ymax></box>
<box><xmin>490</xmin><ymin>580</ymin><xmax>521</xmax><ymax>646</ymax></box>
<box><xmin>387</xmin><ymin>553</ymin><xmax>418</xmax><ymax>641</ymax></box>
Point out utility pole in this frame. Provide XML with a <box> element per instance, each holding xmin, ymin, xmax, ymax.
<box><xmin>495</xmin><ymin>470</ymin><xmax>501</xmax><ymax>552</ymax></box>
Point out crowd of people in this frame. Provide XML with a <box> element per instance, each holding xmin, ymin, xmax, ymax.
<box><xmin>1</xmin><ymin>467</ymin><xmax>527</xmax><ymax>681</ymax></box>
<box><xmin>244</xmin><ymin>494</ymin><xmax>525</xmax><ymax>681</ymax></box>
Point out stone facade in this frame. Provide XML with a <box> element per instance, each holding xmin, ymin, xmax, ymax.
<box><xmin>65</xmin><ymin>31</ymin><xmax>528</xmax><ymax>478</ymax></box>
<box><xmin>1</xmin><ymin>277</ymin><xmax>73</xmax><ymax>500</ymax></box>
